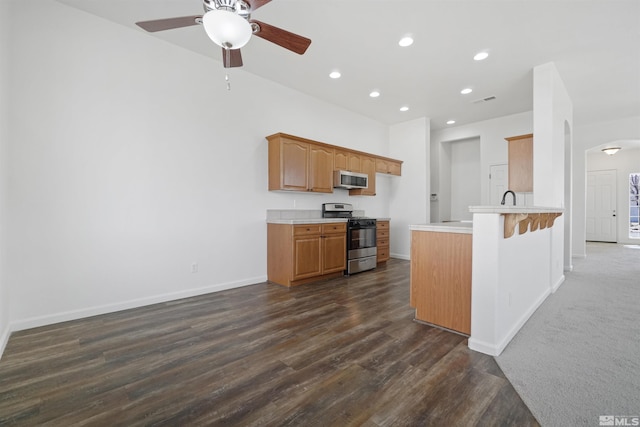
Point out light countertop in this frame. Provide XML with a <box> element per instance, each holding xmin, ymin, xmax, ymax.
<box><xmin>267</xmin><ymin>217</ymin><xmax>390</xmax><ymax>224</ymax></box>
<box><xmin>409</xmin><ymin>222</ymin><xmax>473</xmax><ymax>234</ymax></box>
<box><xmin>469</xmin><ymin>206</ymin><xmax>564</xmax><ymax>214</ymax></box>
<box><xmin>267</xmin><ymin>218</ymin><xmax>348</xmax><ymax>224</ymax></box>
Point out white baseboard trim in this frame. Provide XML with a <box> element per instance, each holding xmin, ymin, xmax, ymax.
<box><xmin>551</xmin><ymin>274</ymin><xmax>565</xmax><ymax>293</ymax></box>
<box><xmin>468</xmin><ymin>337</ymin><xmax>500</xmax><ymax>356</ymax></box>
<box><xmin>469</xmin><ymin>288</ymin><xmax>551</xmax><ymax>357</ymax></box>
<box><xmin>390</xmin><ymin>252</ymin><xmax>409</xmax><ymax>261</ymax></box>
<box><xmin>10</xmin><ymin>275</ymin><xmax>267</xmax><ymax>333</ymax></box>
<box><xmin>496</xmin><ymin>288</ymin><xmax>550</xmax><ymax>355</ymax></box>
<box><xmin>0</xmin><ymin>323</ymin><xmax>10</xmax><ymax>361</ymax></box>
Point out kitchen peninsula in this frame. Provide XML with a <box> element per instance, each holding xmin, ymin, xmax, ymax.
<box><xmin>409</xmin><ymin>222</ymin><xmax>473</xmax><ymax>335</ymax></box>
<box><xmin>410</xmin><ymin>205</ymin><xmax>563</xmax><ymax>356</ymax></box>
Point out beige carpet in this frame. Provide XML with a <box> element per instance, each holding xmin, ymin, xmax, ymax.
<box><xmin>496</xmin><ymin>242</ymin><xmax>640</xmax><ymax>426</ymax></box>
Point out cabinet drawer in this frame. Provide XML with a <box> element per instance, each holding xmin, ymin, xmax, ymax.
<box><xmin>377</xmin><ymin>230</ymin><xmax>389</xmax><ymax>239</ymax></box>
<box><xmin>322</xmin><ymin>222</ymin><xmax>347</xmax><ymax>234</ymax></box>
<box><xmin>377</xmin><ymin>221</ymin><xmax>389</xmax><ymax>230</ymax></box>
<box><xmin>294</xmin><ymin>224</ymin><xmax>322</xmax><ymax>236</ymax></box>
<box><xmin>377</xmin><ymin>238</ymin><xmax>389</xmax><ymax>247</ymax></box>
<box><xmin>377</xmin><ymin>248</ymin><xmax>389</xmax><ymax>261</ymax></box>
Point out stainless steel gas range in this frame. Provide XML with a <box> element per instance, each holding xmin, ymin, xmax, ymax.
<box><xmin>322</xmin><ymin>203</ymin><xmax>377</xmax><ymax>275</ymax></box>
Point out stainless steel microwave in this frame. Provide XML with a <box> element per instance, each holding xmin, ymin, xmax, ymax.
<box><xmin>333</xmin><ymin>170</ymin><xmax>368</xmax><ymax>189</ymax></box>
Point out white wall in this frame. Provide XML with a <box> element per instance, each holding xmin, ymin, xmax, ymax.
<box><xmin>470</xmin><ymin>63</ymin><xmax>572</xmax><ymax>356</ymax></box>
<box><xmin>587</xmin><ymin>147</ymin><xmax>640</xmax><ymax>245</ymax></box>
<box><xmin>469</xmin><ymin>213</ymin><xmax>553</xmax><ymax>356</ymax></box>
<box><xmin>573</xmin><ymin>117</ymin><xmax>640</xmax><ymax>257</ymax></box>
<box><xmin>388</xmin><ymin>117</ymin><xmax>430</xmax><ymax>260</ymax></box>
<box><xmin>0</xmin><ymin>0</ymin><xmax>11</xmax><ymax>356</ymax></box>
<box><xmin>533</xmin><ymin>62</ymin><xmax>572</xmax><ymax>281</ymax></box>
<box><xmin>5</xmin><ymin>0</ymin><xmax>393</xmax><ymax>332</ymax></box>
<box><xmin>431</xmin><ymin>111</ymin><xmax>533</xmax><ymax>222</ymax></box>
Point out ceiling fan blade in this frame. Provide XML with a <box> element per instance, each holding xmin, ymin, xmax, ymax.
<box><xmin>222</xmin><ymin>48</ymin><xmax>243</xmax><ymax>68</ymax></box>
<box><xmin>246</xmin><ymin>0</ymin><xmax>272</xmax><ymax>12</ymax></box>
<box><xmin>250</xmin><ymin>20</ymin><xmax>311</xmax><ymax>55</ymax></box>
<box><xmin>135</xmin><ymin>15</ymin><xmax>202</xmax><ymax>32</ymax></box>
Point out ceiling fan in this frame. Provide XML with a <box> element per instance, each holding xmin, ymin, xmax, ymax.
<box><xmin>135</xmin><ymin>0</ymin><xmax>311</xmax><ymax>68</ymax></box>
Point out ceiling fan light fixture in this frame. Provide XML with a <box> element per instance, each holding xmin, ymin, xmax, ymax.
<box><xmin>202</xmin><ymin>9</ymin><xmax>252</xmax><ymax>49</ymax></box>
<box><xmin>399</xmin><ymin>36</ymin><xmax>414</xmax><ymax>47</ymax></box>
<box><xmin>602</xmin><ymin>147</ymin><xmax>621</xmax><ymax>155</ymax></box>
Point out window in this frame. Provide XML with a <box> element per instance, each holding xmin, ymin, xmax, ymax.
<box><xmin>631</xmin><ymin>173</ymin><xmax>639</xmax><ymax>239</ymax></box>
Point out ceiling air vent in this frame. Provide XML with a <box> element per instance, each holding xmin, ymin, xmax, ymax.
<box><xmin>471</xmin><ymin>95</ymin><xmax>497</xmax><ymax>104</ymax></box>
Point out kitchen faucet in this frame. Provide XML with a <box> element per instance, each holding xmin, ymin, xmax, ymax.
<box><xmin>501</xmin><ymin>190</ymin><xmax>516</xmax><ymax>206</ymax></box>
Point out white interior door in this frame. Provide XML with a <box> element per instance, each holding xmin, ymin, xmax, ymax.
<box><xmin>586</xmin><ymin>170</ymin><xmax>617</xmax><ymax>242</ymax></box>
<box><xmin>490</xmin><ymin>164</ymin><xmax>508</xmax><ymax>206</ymax></box>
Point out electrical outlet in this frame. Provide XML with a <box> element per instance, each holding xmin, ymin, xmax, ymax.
<box><xmin>191</xmin><ymin>263</ymin><xmax>198</xmax><ymax>273</ymax></box>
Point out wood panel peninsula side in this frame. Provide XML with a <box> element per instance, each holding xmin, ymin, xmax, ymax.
<box><xmin>409</xmin><ymin>222</ymin><xmax>473</xmax><ymax>335</ymax></box>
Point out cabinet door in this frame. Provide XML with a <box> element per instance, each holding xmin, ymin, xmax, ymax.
<box><xmin>375</xmin><ymin>158</ymin><xmax>389</xmax><ymax>174</ymax></box>
<box><xmin>506</xmin><ymin>134</ymin><xmax>533</xmax><ymax>193</ymax></box>
<box><xmin>281</xmin><ymin>139</ymin><xmax>309</xmax><ymax>191</ymax></box>
<box><xmin>309</xmin><ymin>144</ymin><xmax>334</xmax><ymax>193</ymax></box>
<box><xmin>387</xmin><ymin>161</ymin><xmax>402</xmax><ymax>176</ymax></box>
<box><xmin>334</xmin><ymin>149</ymin><xmax>348</xmax><ymax>171</ymax></box>
<box><xmin>347</xmin><ymin>153</ymin><xmax>361</xmax><ymax>172</ymax></box>
<box><xmin>349</xmin><ymin>156</ymin><xmax>376</xmax><ymax>196</ymax></box>
<box><xmin>322</xmin><ymin>233</ymin><xmax>347</xmax><ymax>273</ymax></box>
<box><xmin>293</xmin><ymin>235</ymin><xmax>322</xmax><ymax>280</ymax></box>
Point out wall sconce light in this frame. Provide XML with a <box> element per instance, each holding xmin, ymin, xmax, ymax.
<box><xmin>602</xmin><ymin>147</ymin><xmax>621</xmax><ymax>155</ymax></box>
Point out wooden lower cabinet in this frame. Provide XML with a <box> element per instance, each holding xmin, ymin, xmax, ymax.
<box><xmin>376</xmin><ymin>220</ymin><xmax>390</xmax><ymax>263</ymax></box>
<box><xmin>268</xmin><ymin>222</ymin><xmax>347</xmax><ymax>287</ymax></box>
<box><xmin>410</xmin><ymin>230</ymin><xmax>472</xmax><ymax>335</ymax></box>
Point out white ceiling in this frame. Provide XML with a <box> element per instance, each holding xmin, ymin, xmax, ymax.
<box><xmin>56</xmin><ymin>0</ymin><xmax>640</xmax><ymax>131</ymax></box>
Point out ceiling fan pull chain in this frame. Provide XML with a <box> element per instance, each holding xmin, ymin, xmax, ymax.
<box><xmin>224</xmin><ymin>47</ymin><xmax>231</xmax><ymax>90</ymax></box>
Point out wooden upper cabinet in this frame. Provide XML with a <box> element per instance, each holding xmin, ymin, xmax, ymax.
<box><xmin>267</xmin><ymin>134</ymin><xmax>332</xmax><ymax>193</ymax></box>
<box><xmin>506</xmin><ymin>134</ymin><xmax>533</xmax><ymax>192</ymax></box>
<box><xmin>274</xmin><ymin>137</ymin><xmax>309</xmax><ymax>191</ymax></box>
<box><xmin>334</xmin><ymin>149</ymin><xmax>348</xmax><ymax>171</ymax></box>
<box><xmin>349</xmin><ymin>155</ymin><xmax>376</xmax><ymax>196</ymax></box>
<box><xmin>267</xmin><ymin>132</ymin><xmax>402</xmax><ymax>196</ymax></box>
<box><xmin>347</xmin><ymin>152</ymin><xmax>361</xmax><ymax>172</ymax></box>
<box><xmin>375</xmin><ymin>158</ymin><xmax>402</xmax><ymax>176</ymax></box>
<box><xmin>387</xmin><ymin>160</ymin><xmax>402</xmax><ymax>176</ymax></box>
<box><xmin>309</xmin><ymin>144</ymin><xmax>334</xmax><ymax>193</ymax></box>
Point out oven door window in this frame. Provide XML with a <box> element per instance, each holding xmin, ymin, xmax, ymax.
<box><xmin>349</xmin><ymin>228</ymin><xmax>376</xmax><ymax>250</ymax></box>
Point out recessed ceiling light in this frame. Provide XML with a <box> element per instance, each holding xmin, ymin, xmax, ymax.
<box><xmin>473</xmin><ymin>52</ymin><xmax>489</xmax><ymax>61</ymax></box>
<box><xmin>400</xmin><ymin>106</ymin><xmax>409</xmax><ymax>112</ymax></box>
<box><xmin>369</xmin><ymin>91</ymin><xmax>380</xmax><ymax>98</ymax></box>
<box><xmin>399</xmin><ymin>36</ymin><xmax>414</xmax><ymax>47</ymax></box>
<box><xmin>461</xmin><ymin>88</ymin><xmax>473</xmax><ymax>95</ymax></box>
<box><xmin>446</xmin><ymin>120</ymin><xmax>456</xmax><ymax>125</ymax></box>
<box><xmin>329</xmin><ymin>71</ymin><xmax>341</xmax><ymax>79</ymax></box>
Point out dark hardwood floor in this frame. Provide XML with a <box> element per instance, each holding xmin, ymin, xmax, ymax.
<box><xmin>0</xmin><ymin>259</ymin><xmax>539</xmax><ymax>426</ymax></box>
